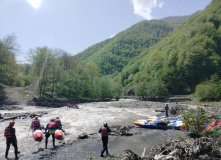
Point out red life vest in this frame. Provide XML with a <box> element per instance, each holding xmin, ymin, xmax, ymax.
<box><xmin>4</xmin><ymin>128</ymin><xmax>13</xmax><ymax>138</ymax></box>
<box><xmin>33</xmin><ymin>120</ymin><xmax>40</xmax><ymax>127</ymax></box>
<box><xmin>101</xmin><ymin>127</ymin><xmax>108</xmax><ymax>137</ymax></box>
<box><xmin>48</xmin><ymin>122</ymin><xmax>56</xmax><ymax>129</ymax></box>
<box><xmin>55</xmin><ymin>119</ymin><xmax>61</xmax><ymax>126</ymax></box>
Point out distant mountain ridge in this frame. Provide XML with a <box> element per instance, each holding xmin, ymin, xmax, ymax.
<box><xmin>120</xmin><ymin>0</ymin><xmax>221</xmax><ymax>94</ymax></box>
<box><xmin>75</xmin><ymin>20</ymin><xmax>175</xmax><ymax>74</ymax></box>
<box><xmin>74</xmin><ymin>0</ymin><xmax>221</xmax><ymax>95</ymax></box>
<box><xmin>160</xmin><ymin>15</ymin><xmax>189</xmax><ymax>27</ymax></box>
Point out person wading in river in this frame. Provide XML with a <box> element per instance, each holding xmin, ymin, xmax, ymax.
<box><xmin>4</xmin><ymin>121</ymin><xmax>19</xmax><ymax>159</ymax></box>
<box><xmin>45</xmin><ymin>119</ymin><xmax>65</xmax><ymax>149</ymax></box>
<box><xmin>30</xmin><ymin>116</ymin><xmax>42</xmax><ymax>131</ymax></box>
<box><xmin>99</xmin><ymin>122</ymin><xmax>111</xmax><ymax>157</ymax></box>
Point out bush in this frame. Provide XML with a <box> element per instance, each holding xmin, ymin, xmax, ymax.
<box><xmin>182</xmin><ymin>106</ymin><xmax>221</xmax><ymax>147</ymax></box>
<box><xmin>135</xmin><ymin>81</ymin><xmax>148</xmax><ymax>100</ymax></box>
<box><xmin>135</xmin><ymin>79</ymin><xmax>169</xmax><ymax>101</ymax></box>
<box><xmin>195</xmin><ymin>80</ymin><xmax>221</xmax><ymax>101</ymax></box>
<box><xmin>147</xmin><ymin>79</ymin><xmax>169</xmax><ymax>100</ymax></box>
<box><xmin>182</xmin><ymin>107</ymin><xmax>209</xmax><ymax>135</ymax></box>
<box><xmin>14</xmin><ymin>73</ymin><xmax>32</xmax><ymax>87</ymax></box>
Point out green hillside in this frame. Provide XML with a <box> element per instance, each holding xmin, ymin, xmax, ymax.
<box><xmin>160</xmin><ymin>16</ymin><xmax>189</xmax><ymax>27</ymax></box>
<box><xmin>74</xmin><ymin>20</ymin><xmax>174</xmax><ymax>75</ymax></box>
<box><xmin>121</xmin><ymin>0</ymin><xmax>221</xmax><ymax>95</ymax></box>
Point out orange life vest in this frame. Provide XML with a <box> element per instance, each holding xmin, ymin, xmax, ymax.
<box><xmin>101</xmin><ymin>127</ymin><xmax>108</xmax><ymax>137</ymax></box>
<box><xmin>48</xmin><ymin>122</ymin><xmax>56</xmax><ymax>129</ymax></box>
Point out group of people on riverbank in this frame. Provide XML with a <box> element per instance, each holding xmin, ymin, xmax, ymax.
<box><xmin>4</xmin><ymin>118</ymin><xmax>112</xmax><ymax>159</ymax></box>
<box><xmin>4</xmin><ymin>104</ymin><xmax>169</xmax><ymax>159</ymax></box>
<box><xmin>4</xmin><ymin>116</ymin><xmax>65</xmax><ymax>159</ymax></box>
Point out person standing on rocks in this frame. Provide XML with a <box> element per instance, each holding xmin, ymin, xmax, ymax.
<box><xmin>4</xmin><ymin>121</ymin><xmax>19</xmax><ymax>159</ymax></box>
<box><xmin>30</xmin><ymin>116</ymin><xmax>42</xmax><ymax>131</ymax></box>
<box><xmin>99</xmin><ymin>122</ymin><xmax>111</xmax><ymax>157</ymax></box>
<box><xmin>45</xmin><ymin>119</ymin><xmax>65</xmax><ymax>149</ymax></box>
<box><xmin>164</xmin><ymin>104</ymin><xmax>169</xmax><ymax>117</ymax></box>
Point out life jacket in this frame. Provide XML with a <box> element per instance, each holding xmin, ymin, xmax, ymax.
<box><xmin>4</xmin><ymin>127</ymin><xmax>13</xmax><ymax>138</ymax></box>
<box><xmin>33</xmin><ymin>120</ymin><xmax>40</xmax><ymax>127</ymax></box>
<box><xmin>165</xmin><ymin>106</ymin><xmax>169</xmax><ymax>110</ymax></box>
<box><xmin>48</xmin><ymin>122</ymin><xmax>56</xmax><ymax>129</ymax></box>
<box><xmin>101</xmin><ymin>127</ymin><xmax>108</xmax><ymax>137</ymax></box>
<box><xmin>55</xmin><ymin>119</ymin><xmax>61</xmax><ymax>126</ymax></box>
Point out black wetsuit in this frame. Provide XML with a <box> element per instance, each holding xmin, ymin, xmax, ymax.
<box><xmin>45</xmin><ymin>122</ymin><xmax>64</xmax><ymax>148</ymax></box>
<box><xmin>99</xmin><ymin>126</ymin><xmax>111</xmax><ymax>156</ymax></box>
<box><xmin>5</xmin><ymin>126</ymin><xmax>18</xmax><ymax>159</ymax></box>
<box><xmin>55</xmin><ymin>118</ymin><xmax>62</xmax><ymax>129</ymax></box>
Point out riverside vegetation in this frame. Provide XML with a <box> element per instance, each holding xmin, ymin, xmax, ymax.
<box><xmin>1</xmin><ymin>1</ymin><xmax>221</xmax><ymax>103</ymax></box>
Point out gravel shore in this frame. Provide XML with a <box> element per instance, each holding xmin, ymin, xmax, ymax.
<box><xmin>0</xmin><ymin>99</ymin><xmax>192</xmax><ymax>160</ymax></box>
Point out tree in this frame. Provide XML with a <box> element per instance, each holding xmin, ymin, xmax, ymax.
<box><xmin>147</xmin><ymin>79</ymin><xmax>169</xmax><ymax>100</ymax></box>
<box><xmin>30</xmin><ymin>47</ymin><xmax>55</xmax><ymax>98</ymax></box>
<box><xmin>0</xmin><ymin>34</ymin><xmax>19</xmax><ymax>85</ymax></box>
<box><xmin>135</xmin><ymin>81</ymin><xmax>149</xmax><ymax>101</ymax></box>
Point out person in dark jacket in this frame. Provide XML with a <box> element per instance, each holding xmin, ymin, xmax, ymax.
<box><xmin>4</xmin><ymin>121</ymin><xmax>18</xmax><ymax>159</ymax></box>
<box><xmin>164</xmin><ymin>104</ymin><xmax>169</xmax><ymax>117</ymax></box>
<box><xmin>98</xmin><ymin>122</ymin><xmax>111</xmax><ymax>157</ymax></box>
<box><xmin>45</xmin><ymin>119</ymin><xmax>65</xmax><ymax>149</ymax></box>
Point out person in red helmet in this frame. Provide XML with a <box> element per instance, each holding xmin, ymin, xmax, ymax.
<box><xmin>55</xmin><ymin>117</ymin><xmax>62</xmax><ymax>129</ymax></box>
<box><xmin>4</xmin><ymin>121</ymin><xmax>18</xmax><ymax>159</ymax></box>
<box><xmin>30</xmin><ymin>116</ymin><xmax>42</xmax><ymax>131</ymax></box>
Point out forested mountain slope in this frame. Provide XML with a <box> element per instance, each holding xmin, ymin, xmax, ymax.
<box><xmin>74</xmin><ymin>20</ymin><xmax>174</xmax><ymax>75</ymax></box>
<box><xmin>121</xmin><ymin>0</ymin><xmax>221</xmax><ymax>95</ymax></box>
<box><xmin>160</xmin><ymin>16</ymin><xmax>189</xmax><ymax>27</ymax></box>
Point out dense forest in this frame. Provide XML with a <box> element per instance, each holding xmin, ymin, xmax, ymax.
<box><xmin>75</xmin><ymin>20</ymin><xmax>174</xmax><ymax>75</ymax></box>
<box><xmin>75</xmin><ymin>0</ymin><xmax>221</xmax><ymax>100</ymax></box>
<box><xmin>120</xmin><ymin>0</ymin><xmax>221</xmax><ymax>100</ymax></box>
<box><xmin>0</xmin><ymin>0</ymin><xmax>221</xmax><ymax>102</ymax></box>
<box><xmin>0</xmin><ymin>39</ymin><xmax>122</xmax><ymax>102</ymax></box>
<box><xmin>74</xmin><ymin>15</ymin><xmax>188</xmax><ymax>75</ymax></box>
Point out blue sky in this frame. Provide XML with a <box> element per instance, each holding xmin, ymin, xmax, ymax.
<box><xmin>0</xmin><ymin>0</ymin><xmax>212</xmax><ymax>63</ymax></box>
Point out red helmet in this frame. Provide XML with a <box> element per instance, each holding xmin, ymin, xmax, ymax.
<box><xmin>9</xmin><ymin>121</ymin><xmax>15</xmax><ymax>126</ymax></box>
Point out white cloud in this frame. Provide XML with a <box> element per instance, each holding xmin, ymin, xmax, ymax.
<box><xmin>131</xmin><ymin>0</ymin><xmax>164</xmax><ymax>20</ymax></box>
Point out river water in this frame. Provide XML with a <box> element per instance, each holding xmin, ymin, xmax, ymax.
<box><xmin>0</xmin><ymin>99</ymin><xmax>188</xmax><ymax>160</ymax></box>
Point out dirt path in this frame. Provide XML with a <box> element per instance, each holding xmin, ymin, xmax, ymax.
<box><xmin>4</xmin><ymin>86</ymin><xmax>34</xmax><ymax>105</ymax></box>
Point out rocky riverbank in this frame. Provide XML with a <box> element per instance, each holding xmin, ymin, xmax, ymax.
<box><xmin>1</xmin><ymin>86</ymin><xmax>221</xmax><ymax>160</ymax></box>
<box><xmin>0</xmin><ymin>99</ymin><xmax>220</xmax><ymax>160</ymax></box>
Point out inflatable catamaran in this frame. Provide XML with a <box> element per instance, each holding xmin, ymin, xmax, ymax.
<box><xmin>134</xmin><ymin>116</ymin><xmax>184</xmax><ymax>130</ymax></box>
